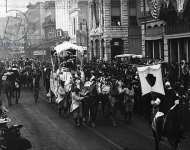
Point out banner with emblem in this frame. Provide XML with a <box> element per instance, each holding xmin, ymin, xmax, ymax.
<box><xmin>137</xmin><ymin>64</ymin><xmax>165</xmax><ymax>96</ymax></box>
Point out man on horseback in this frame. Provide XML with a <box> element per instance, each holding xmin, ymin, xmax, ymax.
<box><xmin>151</xmin><ymin>83</ymin><xmax>186</xmax><ymax>150</ymax></box>
<box><xmin>32</xmin><ymin>67</ymin><xmax>41</xmax><ymax>103</ymax></box>
<box><xmin>159</xmin><ymin>81</ymin><xmax>177</xmax><ymax>114</ymax></box>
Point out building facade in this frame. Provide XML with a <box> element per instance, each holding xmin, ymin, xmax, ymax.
<box><xmin>138</xmin><ymin>0</ymin><xmax>190</xmax><ymax>63</ymax></box>
<box><xmin>88</xmin><ymin>0</ymin><xmax>141</xmax><ymax>61</ymax></box>
<box><xmin>43</xmin><ymin>1</ymin><xmax>56</xmax><ymax>41</ymax></box>
<box><xmin>26</xmin><ymin>2</ymin><xmax>46</xmax><ymax>48</ymax></box>
<box><xmin>55</xmin><ymin>0</ymin><xmax>71</xmax><ymax>35</ymax></box>
<box><xmin>137</xmin><ymin>0</ymin><xmax>165</xmax><ymax>61</ymax></box>
<box><xmin>69</xmin><ymin>0</ymin><xmax>88</xmax><ymax>47</ymax></box>
<box><xmin>41</xmin><ymin>1</ymin><xmax>56</xmax><ymax>61</ymax></box>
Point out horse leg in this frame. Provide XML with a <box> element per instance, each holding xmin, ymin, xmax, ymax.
<box><xmin>101</xmin><ymin>95</ymin><xmax>108</xmax><ymax>117</ymax></box>
<box><xmin>153</xmin><ymin>130</ymin><xmax>160</xmax><ymax>150</ymax></box>
<box><xmin>6</xmin><ymin>90</ymin><xmax>12</xmax><ymax>106</ymax></box>
<box><xmin>90</xmin><ymin>100</ymin><xmax>98</xmax><ymax>128</ymax></box>
<box><xmin>15</xmin><ymin>88</ymin><xmax>20</xmax><ymax>104</ymax></box>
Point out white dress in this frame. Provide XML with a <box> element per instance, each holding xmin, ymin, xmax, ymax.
<box><xmin>70</xmin><ymin>92</ymin><xmax>83</xmax><ymax>112</ymax></box>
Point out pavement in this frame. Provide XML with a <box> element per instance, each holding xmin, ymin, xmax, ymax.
<box><xmin>1</xmin><ymin>88</ymin><xmax>189</xmax><ymax>150</ymax></box>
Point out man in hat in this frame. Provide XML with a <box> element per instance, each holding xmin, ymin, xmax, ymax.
<box><xmin>160</xmin><ymin>81</ymin><xmax>177</xmax><ymax>115</ymax></box>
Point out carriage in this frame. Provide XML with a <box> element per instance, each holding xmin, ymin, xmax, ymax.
<box><xmin>49</xmin><ymin>41</ymin><xmax>85</xmax><ymax>104</ymax></box>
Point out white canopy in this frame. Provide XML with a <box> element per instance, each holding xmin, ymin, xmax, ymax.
<box><xmin>115</xmin><ymin>54</ymin><xmax>134</xmax><ymax>58</ymax></box>
<box><xmin>132</xmin><ymin>55</ymin><xmax>143</xmax><ymax>58</ymax></box>
<box><xmin>54</xmin><ymin>41</ymin><xmax>84</xmax><ymax>56</ymax></box>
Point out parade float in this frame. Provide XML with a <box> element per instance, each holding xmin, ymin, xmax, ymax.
<box><xmin>49</xmin><ymin>41</ymin><xmax>84</xmax><ymax>101</ymax></box>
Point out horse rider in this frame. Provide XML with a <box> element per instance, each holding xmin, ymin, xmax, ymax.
<box><xmin>12</xmin><ymin>66</ymin><xmax>21</xmax><ymax>104</ymax></box>
<box><xmin>159</xmin><ymin>81</ymin><xmax>177</xmax><ymax>115</ymax></box>
<box><xmin>32</xmin><ymin>67</ymin><xmax>41</xmax><ymax>103</ymax></box>
<box><xmin>3</xmin><ymin>69</ymin><xmax>15</xmax><ymax>106</ymax></box>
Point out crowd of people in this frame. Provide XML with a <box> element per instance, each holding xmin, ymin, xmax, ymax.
<box><xmin>0</xmin><ymin>56</ymin><xmax>44</xmax><ymax>106</ymax></box>
<box><xmin>0</xmin><ymin>56</ymin><xmax>190</xmax><ymax>129</ymax></box>
<box><xmin>50</xmin><ymin>57</ymin><xmax>190</xmax><ymax>128</ymax></box>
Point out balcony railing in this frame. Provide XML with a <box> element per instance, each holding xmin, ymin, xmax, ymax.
<box><xmin>166</xmin><ymin>23</ymin><xmax>190</xmax><ymax>35</ymax></box>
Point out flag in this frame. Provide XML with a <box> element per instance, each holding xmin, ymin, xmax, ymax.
<box><xmin>148</xmin><ymin>0</ymin><xmax>162</xmax><ymax>19</ymax></box>
<box><xmin>137</xmin><ymin>64</ymin><xmax>165</xmax><ymax>96</ymax></box>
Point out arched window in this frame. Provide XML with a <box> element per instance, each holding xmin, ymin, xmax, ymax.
<box><xmin>111</xmin><ymin>0</ymin><xmax>121</xmax><ymax>26</ymax></box>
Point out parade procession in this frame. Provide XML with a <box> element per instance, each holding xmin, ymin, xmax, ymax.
<box><xmin>0</xmin><ymin>0</ymin><xmax>190</xmax><ymax>150</ymax></box>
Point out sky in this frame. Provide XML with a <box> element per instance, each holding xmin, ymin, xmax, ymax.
<box><xmin>0</xmin><ymin>0</ymin><xmax>46</xmax><ymax>17</ymax></box>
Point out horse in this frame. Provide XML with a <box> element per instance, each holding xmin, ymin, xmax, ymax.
<box><xmin>1</xmin><ymin>72</ymin><xmax>14</xmax><ymax>106</ymax></box>
<box><xmin>1</xmin><ymin>68</ymin><xmax>21</xmax><ymax>105</ymax></box>
<box><xmin>20</xmin><ymin>66</ymin><xmax>33</xmax><ymax>88</ymax></box>
<box><xmin>10</xmin><ymin>68</ymin><xmax>21</xmax><ymax>104</ymax></box>
<box><xmin>152</xmin><ymin>101</ymin><xmax>190</xmax><ymax>150</ymax></box>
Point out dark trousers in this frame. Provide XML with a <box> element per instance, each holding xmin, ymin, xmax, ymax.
<box><xmin>45</xmin><ymin>78</ymin><xmax>50</xmax><ymax>93</ymax></box>
<box><xmin>14</xmin><ymin>88</ymin><xmax>21</xmax><ymax>104</ymax></box>
<box><xmin>83</xmin><ymin>96</ymin><xmax>99</xmax><ymax>123</ymax></box>
<box><xmin>34</xmin><ymin>87</ymin><xmax>39</xmax><ymax>103</ymax></box>
<box><xmin>5</xmin><ymin>89</ymin><xmax>12</xmax><ymax>106</ymax></box>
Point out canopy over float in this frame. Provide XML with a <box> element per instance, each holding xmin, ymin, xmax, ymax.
<box><xmin>54</xmin><ymin>41</ymin><xmax>84</xmax><ymax>57</ymax></box>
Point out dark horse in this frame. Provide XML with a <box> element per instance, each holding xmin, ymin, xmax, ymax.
<box><xmin>2</xmin><ymin>69</ymin><xmax>21</xmax><ymax>106</ymax></box>
<box><xmin>20</xmin><ymin>66</ymin><xmax>33</xmax><ymax>88</ymax></box>
<box><xmin>152</xmin><ymin>102</ymin><xmax>190</xmax><ymax>150</ymax></box>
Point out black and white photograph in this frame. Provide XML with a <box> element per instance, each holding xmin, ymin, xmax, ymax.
<box><xmin>0</xmin><ymin>0</ymin><xmax>189</xmax><ymax>150</ymax></box>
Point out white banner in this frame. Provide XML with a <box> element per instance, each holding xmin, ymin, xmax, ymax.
<box><xmin>137</xmin><ymin>64</ymin><xmax>165</xmax><ymax>96</ymax></box>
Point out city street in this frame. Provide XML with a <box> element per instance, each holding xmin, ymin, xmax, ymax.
<box><xmin>0</xmin><ymin>0</ymin><xmax>190</xmax><ymax>150</ymax></box>
<box><xmin>1</xmin><ymin>88</ymin><xmax>188</xmax><ymax>150</ymax></box>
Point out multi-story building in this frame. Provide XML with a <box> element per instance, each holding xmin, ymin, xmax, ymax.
<box><xmin>138</xmin><ymin>0</ymin><xmax>190</xmax><ymax>63</ymax></box>
<box><xmin>69</xmin><ymin>0</ymin><xmax>88</xmax><ymax>47</ymax></box>
<box><xmin>25</xmin><ymin>2</ymin><xmax>46</xmax><ymax>48</ymax></box>
<box><xmin>41</xmin><ymin>1</ymin><xmax>56</xmax><ymax>61</ymax></box>
<box><xmin>0</xmin><ymin>16</ymin><xmax>25</xmax><ymax>56</ymax></box>
<box><xmin>88</xmin><ymin>0</ymin><xmax>141</xmax><ymax>61</ymax></box>
<box><xmin>55</xmin><ymin>0</ymin><xmax>71</xmax><ymax>35</ymax></box>
<box><xmin>43</xmin><ymin>1</ymin><xmax>56</xmax><ymax>41</ymax></box>
<box><xmin>137</xmin><ymin>0</ymin><xmax>165</xmax><ymax>61</ymax></box>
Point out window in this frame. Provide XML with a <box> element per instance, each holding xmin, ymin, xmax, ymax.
<box><xmin>129</xmin><ymin>0</ymin><xmax>137</xmax><ymax>26</ymax></box>
<box><xmin>111</xmin><ymin>0</ymin><xmax>121</xmax><ymax>26</ymax></box>
<box><xmin>129</xmin><ymin>16</ymin><xmax>137</xmax><ymax>26</ymax></box>
<box><xmin>129</xmin><ymin>0</ymin><xmax>136</xmax><ymax>8</ymax></box>
<box><xmin>80</xmin><ymin>22</ymin><xmax>83</xmax><ymax>31</ymax></box>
